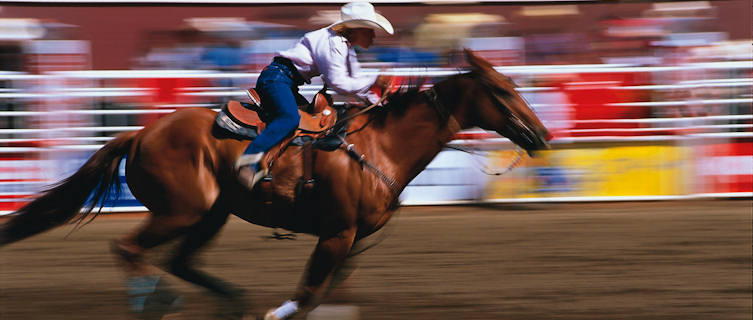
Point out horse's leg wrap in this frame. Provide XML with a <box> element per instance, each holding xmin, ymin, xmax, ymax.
<box><xmin>125</xmin><ymin>275</ymin><xmax>160</xmax><ymax>313</ymax></box>
<box><xmin>265</xmin><ymin>300</ymin><xmax>300</xmax><ymax>320</ymax></box>
<box><xmin>125</xmin><ymin>275</ymin><xmax>183</xmax><ymax>315</ymax></box>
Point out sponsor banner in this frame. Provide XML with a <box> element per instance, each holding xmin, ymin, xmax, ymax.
<box><xmin>695</xmin><ymin>140</ymin><xmax>753</xmax><ymax>194</ymax></box>
<box><xmin>0</xmin><ymin>158</ymin><xmax>44</xmax><ymax>212</ymax></box>
<box><xmin>485</xmin><ymin>145</ymin><xmax>689</xmax><ymax>199</ymax></box>
<box><xmin>0</xmin><ymin>153</ymin><xmax>141</xmax><ymax>214</ymax></box>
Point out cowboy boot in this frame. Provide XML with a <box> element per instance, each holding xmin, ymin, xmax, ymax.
<box><xmin>234</xmin><ymin>152</ymin><xmax>268</xmax><ymax>190</ymax></box>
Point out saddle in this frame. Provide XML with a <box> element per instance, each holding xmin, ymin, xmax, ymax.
<box><xmin>215</xmin><ymin>88</ymin><xmax>337</xmax><ymax>139</ymax></box>
<box><xmin>215</xmin><ymin>87</ymin><xmax>345</xmax><ymax>200</ymax></box>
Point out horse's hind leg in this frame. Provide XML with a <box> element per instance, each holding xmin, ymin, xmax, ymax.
<box><xmin>111</xmin><ymin>213</ymin><xmax>202</xmax><ymax>275</ymax></box>
<box><xmin>111</xmin><ymin>209</ymin><xmax>207</xmax><ymax>315</ymax></box>
<box><xmin>167</xmin><ymin>199</ymin><xmax>243</xmax><ymax>298</ymax></box>
<box><xmin>167</xmin><ymin>199</ymin><xmax>249</xmax><ymax>317</ymax></box>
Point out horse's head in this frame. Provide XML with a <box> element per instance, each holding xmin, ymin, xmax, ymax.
<box><xmin>461</xmin><ymin>49</ymin><xmax>551</xmax><ymax>153</ymax></box>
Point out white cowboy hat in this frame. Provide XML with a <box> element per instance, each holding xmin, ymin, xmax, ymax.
<box><xmin>329</xmin><ymin>2</ymin><xmax>394</xmax><ymax>35</ymax></box>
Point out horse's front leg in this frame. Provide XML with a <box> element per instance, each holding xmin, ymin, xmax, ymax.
<box><xmin>264</xmin><ymin>226</ymin><xmax>356</xmax><ymax>320</ymax></box>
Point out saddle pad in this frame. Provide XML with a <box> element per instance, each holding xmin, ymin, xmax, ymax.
<box><xmin>215</xmin><ymin>100</ymin><xmax>264</xmax><ymax>139</ymax></box>
<box><xmin>228</xmin><ymin>100</ymin><xmax>263</xmax><ymax>127</ymax></box>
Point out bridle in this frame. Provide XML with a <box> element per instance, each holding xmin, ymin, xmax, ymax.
<box><xmin>487</xmin><ymin>74</ymin><xmax>550</xmax><ymax>154</ymax></box>
<box><xmin>426</xmin><ymin>74</ymin><xmax>527</xmax><ymax>176</ymax></box>
<box><xmin>335</xmin><ymin>74</ymin><xmax>531</xmax><ymax>196</ymax></box>
<box><xmin>446</xmin><ymin>144</ymin><xmax>525</xmax><ymax>176</ymax></box>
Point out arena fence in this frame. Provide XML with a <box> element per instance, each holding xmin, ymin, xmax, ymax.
<box><xmin>0</xmin><ymin>61</ymin><xmax>751</xmax><ymax>213</ymax></box>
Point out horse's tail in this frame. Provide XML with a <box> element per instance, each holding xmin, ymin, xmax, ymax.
<box><xmin>0</xmin><ymin>131</ymin><xmax>138</xmax><ymax>246</ymax></box>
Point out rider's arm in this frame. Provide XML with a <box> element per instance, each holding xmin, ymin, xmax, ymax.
<box><xmin>316</xmin><ymin>36</ymin><xmax>378</xmax><ymax>102</ymax></box>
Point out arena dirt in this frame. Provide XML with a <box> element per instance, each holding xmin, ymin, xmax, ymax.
<box><xmin>1</xmin><ymin>200</ymin><xmax>750</xmax><ymax>320</ymax></box>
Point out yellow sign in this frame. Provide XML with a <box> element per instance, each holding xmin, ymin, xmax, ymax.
<box><xmin>485</xmin><ymin>145</ymin><xmax>688</xmax><ymax>199</ymax></box>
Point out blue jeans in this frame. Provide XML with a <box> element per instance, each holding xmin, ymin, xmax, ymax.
<box><xmin>243</xmin><ymin>61</ymin><xmax>302</xmax><ymax>155</ymax></box>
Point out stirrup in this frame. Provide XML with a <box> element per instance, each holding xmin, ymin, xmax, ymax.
<box><xmin>234</xmin><ymin>152</ymin><xmax>264</xmax><ymax>171</ymax></box>
<box><xmin>237</xmin><ymin>165</ymin><xmax>268</xmax><ymax>190</ymax></box>
<box><xmin>235</xmin><ymin>153</ymin><xmax>267</xmax><ymax>190</ymax></box>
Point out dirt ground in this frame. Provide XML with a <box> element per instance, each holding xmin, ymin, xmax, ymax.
<box><xmin>1</xmin><ymin>200</ymin><xmax>751</xmax><ymax>320</ymax></box>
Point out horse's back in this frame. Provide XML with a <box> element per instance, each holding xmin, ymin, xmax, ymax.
<box><xmin>140</xmin><ymin>107</ymin><xmax>216</xmax><ymax>145</ymax></box>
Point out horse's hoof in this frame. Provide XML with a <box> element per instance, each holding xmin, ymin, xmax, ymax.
<box><xmin>141</xmin><ymin>278</ymin><xmax>183</xmax><ymax>317</ymax></box>
<box><xmin>126</xmin><ymin>276</ymin><xmax>183</xmax><ymax>319</ymax></box>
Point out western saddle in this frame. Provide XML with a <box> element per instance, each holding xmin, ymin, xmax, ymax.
<box><xmin>215</xmin><ymin>87</ymin><xmax>340</xmax><ymax>197</ymax></box>
<box><xmin>216</xmin><ymin>87</ymin><xmax>337</xmax><ymax>139</ymax></box>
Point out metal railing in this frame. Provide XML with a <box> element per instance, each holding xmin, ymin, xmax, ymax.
<box><xmin>1</xmin><ymin>60</ymin><xmax>750</xmax><ymax>211</ymax></box>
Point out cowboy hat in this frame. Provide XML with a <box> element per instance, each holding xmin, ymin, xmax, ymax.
<box><xmin>329</xmin><ymin>2</ymin><xmax>394</xmax><ymax>35</ymax></box>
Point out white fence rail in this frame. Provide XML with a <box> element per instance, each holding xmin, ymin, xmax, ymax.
<box><xmin>1</xmin><ymin>61</ymin><xmax>751</xmax><ymax>213</ymax></box>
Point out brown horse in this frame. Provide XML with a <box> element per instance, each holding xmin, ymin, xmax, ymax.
<box><xmin>0</xmin><ymin>50</ymin><xmax>549</xmax><ymax>319</ymax></box>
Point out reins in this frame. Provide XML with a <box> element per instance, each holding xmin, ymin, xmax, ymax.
<box><xmin>335</xmin><ymin>90</ymin><xmax>389</xmax><ymax>126</ymax></box>
<box><xmin>423</xmin><ymin>85</ymin><xmax>524</xmax><ymax>176</ymax></box>
<box><xmin>334</xmin><ymin>81</ymin><xmax>405</xmax><ymax>196</ymax></box>
<box><xmin>304</xmin><ymin>81</ymin><xmax>392</xmax><ymax>136</ymax></box>
<box><xmin>320</xmin><ymin>75</ymin><xmax>527</xmax><ymax>198</ymax></box>
<box><xmin>446</xmin><ymin>144</ymin><xmax>525</xmax><ymax>176</ymax></box>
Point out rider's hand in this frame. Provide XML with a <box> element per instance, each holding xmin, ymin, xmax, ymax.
<box><xmin>369</xmin><ymin>74</ymin><xmax>403</xmax><ymax>105</ymax></box>
<box><xmin>368</xmin><ymin>75</ymin><xmax>393</xmax><ymax>103</ymax></box>
<box><xmin>374</xmin><ymin>75</ymin><xmax>394</xmax><ymax>91</ymax></box>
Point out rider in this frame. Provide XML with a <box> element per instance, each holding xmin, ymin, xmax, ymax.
<box><xmin>235</xmin><ymin>1</ymin><xmax>395</xmax><ymax>189</ymax></box>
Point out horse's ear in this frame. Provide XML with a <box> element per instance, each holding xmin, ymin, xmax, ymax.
<box><xmin>463</xmin><ymin>48</ymin><xmax>493</xmax><ymax>71</ymax></box>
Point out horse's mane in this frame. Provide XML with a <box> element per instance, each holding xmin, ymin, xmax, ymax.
<box><xmin>371</xmin><ymin>72</ymin><xmax>468</xmax><ymax>125</ymax></box>
<box><xmin>378</xmin><ymin>80</ymin><xmax>423</xmax><ymax>115</ymax></box>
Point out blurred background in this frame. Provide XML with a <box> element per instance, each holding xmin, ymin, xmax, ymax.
<box><xmin>0</xmin><ymin>0</ymin><xmax>750</xmax><ymax>212</ymax></box>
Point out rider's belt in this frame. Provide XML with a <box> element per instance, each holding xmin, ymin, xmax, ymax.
<box><xmin>273</xmin><ymin>56</ymin><xmax>305</xmax><ymax>86</ymax></box>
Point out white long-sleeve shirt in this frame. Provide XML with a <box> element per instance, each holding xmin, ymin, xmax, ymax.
<box><xmin>277</xmin><ymin>27</ymin><xmax>378</xmax><ymax>102</ymax></box>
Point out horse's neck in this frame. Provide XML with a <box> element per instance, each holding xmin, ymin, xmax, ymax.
<box><xmin>366</xmin><ymin>86</ymin><xmax>461</xmax><ymax>189</ymax></box>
